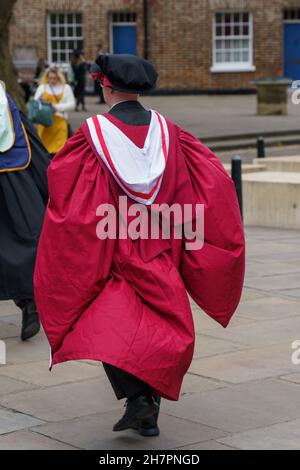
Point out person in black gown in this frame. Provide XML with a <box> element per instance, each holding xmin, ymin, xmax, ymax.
<box><xmin>0</xmin><ymin>83</ymin><xmax>50</xmax><ymax>340</ymax></box>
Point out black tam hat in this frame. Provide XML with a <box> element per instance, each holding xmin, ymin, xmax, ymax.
<box><xmin>95</xmin><ymin>54</ymin><xmax>158</xmax><ymax>94</ymax></box>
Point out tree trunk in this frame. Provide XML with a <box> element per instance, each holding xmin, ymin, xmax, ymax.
<box><xmin>0</xmin><ymin>0</ymin><xmax>25</xmax><ymax>111</ymax></box>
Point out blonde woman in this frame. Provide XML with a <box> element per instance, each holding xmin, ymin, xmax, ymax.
<box><xmin>34</xmin><ymin>66</ymin><xmax>75</xmax><ymax>155</ymax></box>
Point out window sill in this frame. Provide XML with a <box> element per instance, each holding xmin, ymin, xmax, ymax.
<box><xmin>210</xmin><ymin>65</ymin><xmax>256</xmax><ymax>73</ymax></box>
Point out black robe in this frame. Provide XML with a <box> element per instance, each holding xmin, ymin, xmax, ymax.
<box><xmin>0</xmin><ymin>113</ymin><xmax>50</xmax><ymax>300</ymax></box>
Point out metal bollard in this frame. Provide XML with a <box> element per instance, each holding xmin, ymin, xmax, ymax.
<box><xmin>257</xmin><ymin>136</ymin><xmax>265</xmax><ymax>158</ymax></box>
<box><xmin>231</xmin><ymin>156</ymin><xmax>243</xmax><ymax>220</ymax></box>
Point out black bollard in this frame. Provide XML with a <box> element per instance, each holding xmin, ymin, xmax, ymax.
<box><xmin>231</xmin><ymin>156</ymin><xmax>243</xmax><ymax>220</ymax></box>
<box><xmin>257</xmin><ymin>136</ymin><xmax>265</xmax><ymax>158</ymax></box>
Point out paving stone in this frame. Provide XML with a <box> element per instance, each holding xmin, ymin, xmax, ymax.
<box><xmin>3</xmin><ymin>334</ymin><xmax>49</xmax><ymax>365</ymax></box>
<box><xmin>0</xmin><ymin>378</ymin><xmax>121</xmax><ymax>422</ymax></box>
<box><xmin>239</xmin><ymin>288</ymin><xmax>267</xmax><ymax>302</ymax></box>
<box><xmin>189</xmin><ymin>342</ymin><xmax>298</xmax><ymax>383</ymax></box>
<box><xmin>32</xmin><ymin>410</ymin><xmax>228</xmax><ymax>450</ymax></box>
<box><xmin>0</xmin><ymin>408</ymin><xmax>44</xmax><ymax>435</ymax></box>
<box><xmin>0</xmin><ymin>376</ymin><xmax>38</xmax><ymax>396</ymax></box>
<box><xmin>244</xmin><ymin>226</ymin><xmax>298</xmax><ymax>241</ymax></box>
<box><xmin>161</xmin><ymin>379</ymin><xmax>300</xmax><ymax>433</ymax></box>
<box><xmin>245</xmin><ymin>262</ymin><xmax>300</xmax><ymax>279</ymax></box>
<box><xmin>181</xmin><ymin>373</ymin><xmax>227</xmax><ymax>394</ymax></box>
<box><xmin>246</xmin><ymin>242</ymin><xmax>299</xmax><ymax>258</ymax></box>
<box><xmin>193</xmin><ymin>334</ymin><xmax>245</xmax><ymax>359</ymax></box>
<box><xmin>274</xmin><ymin>289</ymin><xmax>300</xmax><ymax>300</ymax></box>
<box><xmin>0</xmin><ymin>314</ymin><xmax>21</xmax><ymax>327</ymax></box>
<box><xmin>250</xmin><ymin>250</ymin><xmax>300</xmax><ymax>264</ymax></box>
<box><xmin>191</xmin><ymin>307</ymin><xmax>255</xmax><ymax>335</ymax></box>
<box><xmin>245</xmin><ymin>273</ymin><xmax>300</xmax><ymax>291</ymax></box>
<box><xmin>235</xmin><ymin>296</ymin><xmax>300</xmax><ymax>321</ymax></box>
<box><xmin>218</xmin><ymin>419</ymin><xmax>300</xmax><ymax>450</ymax></box>
<box><xmin>0</xmin><ymin>360</ymin><xmax>105</xmax><ymax>387</ymax></box>
<box><xmin>279</xmin><ymin>373</ymin><xmax>300</xmax><ymax>385</ymax></box>
<box><xmin>0</xmin><ymin>322</ymin><xmax>19</xmax><ymax>340</ymax></box>
<box><xmin>0</xmin><ymin>301</ymin><xmax>19</xmax><ymax>317</ymax></box>
<box><xmin>175</xmin><ymin>440</ymin><xmax>236</xmax><ymax>450</ymax></box>
<box><xmin>0</xmin><ymin>430</ymin><xmax>77</xmax><ymax>450</ymax></box>
<box><xmin>201</xmin><ymin>315</ymin><xmax>300</xmax><ymax>348</ymax></box>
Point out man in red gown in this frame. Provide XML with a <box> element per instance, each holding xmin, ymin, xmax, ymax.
<box><xmin>34</xmin><ymin>54</ymin><xmax>245</xmax><ymax>437</ymax></box>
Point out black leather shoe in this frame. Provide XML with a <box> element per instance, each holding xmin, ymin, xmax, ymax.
<box><xmin>131</xmin><ymin>396</ymin><xmax>161</xmax><ymax>436</ymax></box>
<box><xmin>20</xmin><ymin>300</ymin><xmax>40</xmax><ymax>341</ymax></box>
<box><xmin>113</xmin><ymin>393</ymin><xmax>159</xmax><ymax>432</ymax></box>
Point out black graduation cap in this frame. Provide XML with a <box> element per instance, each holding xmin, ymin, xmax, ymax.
<box><xmin>95</xmin><ymin>54</ymin><xmax>158</xmax><ymax>94</ymax></box>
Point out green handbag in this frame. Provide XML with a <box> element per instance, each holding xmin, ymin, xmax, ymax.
<box><xmin>28</xmin><ymin>99</ymin><xmax>54</xmax><ymax>127</ymax></box>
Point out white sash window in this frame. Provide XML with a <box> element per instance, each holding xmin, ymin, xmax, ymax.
<box><xmin>211</xmin><ymin>12</ymin><xmax>256</xmax><ymax>73</ymax></box>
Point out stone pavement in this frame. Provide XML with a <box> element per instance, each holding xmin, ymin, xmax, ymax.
<box><xmin>69</xmin><ymin>94</ymin><xmax>300</xmax><ymax>139</ymax></box>
<box><xmin>69</xmin><ymin>95</ymin><xmax>300</xmax><ymax>165</ymax></box>
<box><xmin>0</xmin><ymin>226</ymin><xmax>300</xmax><ymax>450</ymax></box>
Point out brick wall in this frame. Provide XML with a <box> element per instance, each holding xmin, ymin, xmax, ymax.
<box><xmin>9</xmin><ymin>0</ymin><xmax>300</xmax><ymax>91</ymax></box>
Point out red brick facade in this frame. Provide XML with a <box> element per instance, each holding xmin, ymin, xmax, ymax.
<box><xmin>9</xmin><ymin>0</ymin><xmax>300</xmax><ymax>91</ymax></box>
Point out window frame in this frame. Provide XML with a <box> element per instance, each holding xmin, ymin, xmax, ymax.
<box><xmin>47</xmin><ymin>12</ymin><xmax>84</xmax><ymax>67</ymax></box>
<box><xmin>211</xmin><ymin>11</ymin><xmax>256</xmax><ymax>73</ymax></box>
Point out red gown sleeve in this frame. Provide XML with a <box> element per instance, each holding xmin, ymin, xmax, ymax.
<box><xmin>34</xmin><ymin>128</ymin><xmax>115</xmax><ymax>353</ymax></box>
<box><xmin>178</xmin><ymin>126</ymin><xmax>245</xmax><ymax>328</ymax></box>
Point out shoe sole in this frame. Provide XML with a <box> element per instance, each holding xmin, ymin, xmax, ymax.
<box><xmin>131</xmin><ymin>425</ymin><xmax>160</xmax><ymax>437</ymax></box>
<box><xmin>113</xmin><ymin>403</ymin><xmax>159</xmax><ymax>432</ymax></box>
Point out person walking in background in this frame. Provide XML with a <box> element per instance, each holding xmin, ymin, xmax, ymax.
<box><xmin>34</xmin><ymin>66</ymin><xmax>75</xmax><ymax>156</ymax></box>
<box><xmin>67</xmin><ymin>53</ymin><xmax>76</xmax><ymax>91</ymax></box>
<box><xmin>31</xmin><ymin>58</ymin><xmax>48</xmax><ymax>95</ymax></box>
<box><xmin>73</xmin><ymin>49</ymin><xmax>88</xmax><ymax>112</ymax></box>
<box><xmin>95</xmin><ymin>43</ymin><xmax>105</xmax><ymax>104</ymax></box>
<box><xmin>0</xmin><ymin>81</ymin><xmax>50</xmax><ymax>340</ymax></box>
<box><xmin>34</xmin><ymin>58</ymin><xmax>47</xmax><ymax>82</ymax></box>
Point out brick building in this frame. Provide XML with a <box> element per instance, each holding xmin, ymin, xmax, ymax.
<box><xmin>9</xmin><ymin>0</ymin><xmax>300</xmax><ymax>92</ymax></box>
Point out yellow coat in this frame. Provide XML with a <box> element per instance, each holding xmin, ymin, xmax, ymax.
<box><xmin>37</xmin><ymin>88</ymin><xmax>68</xmax><ymax>155</ymax></box>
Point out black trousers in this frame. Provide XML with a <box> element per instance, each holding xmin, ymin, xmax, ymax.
<box><xmin>13</xmin><ymin>298</ymin><xmax>36</xmax><ymax>313</ymax></box>
<box><xmin>103</xmin><ymin>362</ymin><xmax>150</xmax><ymax>400</ymax></box>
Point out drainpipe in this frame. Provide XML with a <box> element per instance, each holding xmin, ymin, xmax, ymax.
<box><xmin>143</xmin><ymin>0</ymin><xmax>149</xmax><ymax>59</ymax></box>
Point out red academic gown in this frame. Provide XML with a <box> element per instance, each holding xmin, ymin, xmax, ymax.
<box><xmin>34</xmin><ymin>113</ymin><xmax>245</xmax><ymax>401</ymax></box>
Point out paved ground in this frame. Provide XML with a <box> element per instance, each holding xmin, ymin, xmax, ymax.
<box><xmin>69</xmin><ymin>94</ymin><xmax>300</xmax><ymax>165</ymax></box>
<box><xmin>0</xmin><ymin>226</ymin><xmax>300</xmax><ymax>450</ymax></box>
<box><xmin>70</xmin><ymin>94</ymin><xmax>300</xmax><ymax>139</ymax></box>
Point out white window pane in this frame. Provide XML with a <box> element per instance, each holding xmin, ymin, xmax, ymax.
<box><xmin>233</xmin><ymin>39</ymin><xmax>242</xmax><ymax>49</ymax></box>
<box><xmin>216</xmin><ymin>40</ymin><xmax>222</xmax><ymax>49</ymax></box>
<box><xmin>233</xmin><ymin>50</ymin><xmax>241</xmax><ymax>61</ymax></box>
<box><xmin>242</xmin><ymin>51</ymin><xmax>249</xmax><ymax>61</ymax></box>
<box><xmin>216</xmin><ymin>52</ymin><xmax>223</xmax><ymax>63</ymax></box>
